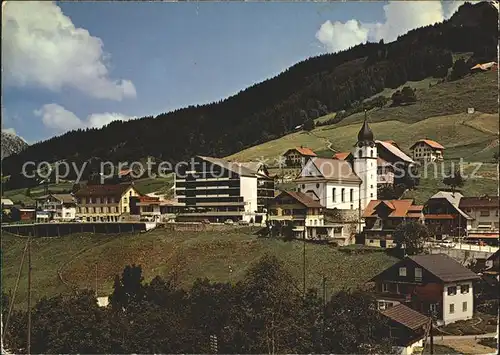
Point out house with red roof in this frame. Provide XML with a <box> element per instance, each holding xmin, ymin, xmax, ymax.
<box><xmin>362</xmin><ymin>199</ymin><xmax>424</xmax><ymax>248</ymax></box>
<box><xmin>267</xmin><ymin>190</ymin><xmax>350</xmax><ymax>245</ymax></box>
<box><xmin>283</xmin><ymin>146</ymin><xmax>317</xmax><ymax>167</ymax></box>
<box><xmin>410</xmin><ymin>139</ymin><xmax>444</xmax><ymax>162</ymax></box>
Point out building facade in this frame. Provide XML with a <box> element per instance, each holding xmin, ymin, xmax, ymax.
<box><xmin>174</xmin><ymin>156</ymin><xmax>274</xmax><ymax>223</ymax></box>
<box><xmin>267</xmin><ymin>190</ymin><xmax>348</xmax><ymax>243</ymax></box>
<box><xmin>370</xmin><ymin>254</ymin><xmax>479</xmax><ymax>325</ymax></box>
<box><xmin>283</xmin><ymin>146</ymin><xmax>317</xmax><ymax>167</ymax></box>
<box><xmin>75</xmin><ymin>184</ymin><xmax>140</xmax><ymax>222</ymax></box>
<box><xmin>363</xmin><ymin>199</ymin><xmax>424</xmax><ymax>248</ymax></box>
<box><xmin>34</xmin><ymin>193</ymin><xmax>77</xmax><ymax>221</ymax></box>
<box><xmin>423</xmin><ymin>191</ymin><xmax>471</xmax><ymax>239</ymax></box>
<box><xmin>410</xmin><ymin>139</ymin><xmax>444</xmax><ymax>162</ymax></box>
<box><xmin>459</xmin><ymin>196</ymin><xmax>499</xmax><ymax>241</ymax></box>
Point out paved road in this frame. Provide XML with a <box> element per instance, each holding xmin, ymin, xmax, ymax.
<box><xmin>434</xmin><ymin>332</ymin><xmax>498</xmax><ymax>341</ymax></box>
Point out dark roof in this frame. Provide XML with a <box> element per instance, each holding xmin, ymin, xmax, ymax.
<box><xmin>74</xmin><ymin>184</ymin><xmax>137</xmax><ymax>198</ymax></box>
<box><xmin>459</xmin><ymin>196</ymin><xmax>499</xmax><ymax>209</ymax></box>
<box><xmin>409</xmin><ymin>254</ymin><xmax>480</xmax><ymax>282</ymax></box>
<box><xmin>357</xmin><ymin>118</ymin><xmax>374</xmax><ymax>142</ymax></box>
<box><xmin>381</xmin><ymin>304</ymin><xmax>430</xmax><ymax>330</ymax></box>
<box><xmin>279</xmin><ymin>190</ymin><xmax>323</xmax><ymax>208</ymax></box>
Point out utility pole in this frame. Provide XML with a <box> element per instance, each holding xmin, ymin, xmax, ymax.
<box><xmin>95</xmin><ymin>263</ymin><xmax>98</xmax><ymax>298</ymax></box>
<box><xmin>303</xmin><ymin>230</ymin><xmax>306</xmax><ymax>297</ymax></box>
<box><xmin>27</xmin><ymin>237</ymin><xmax>32</xmax><ymax>355</ymax></box>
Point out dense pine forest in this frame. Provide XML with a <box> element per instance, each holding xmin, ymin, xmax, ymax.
<box><xmin>2</xmin><ymin>2</ymin><xmax>497</xmax><ymax>189</ymax></box>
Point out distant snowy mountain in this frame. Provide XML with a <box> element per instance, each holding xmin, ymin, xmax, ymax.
<box><xmin>1</xmin><ymin>131</ymin><xmax>28</xmax><ymax>159</ymax></box>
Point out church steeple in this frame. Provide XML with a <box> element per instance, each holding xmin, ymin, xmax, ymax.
<box><xmin>357</xmin><ymin>110</ymin><xmax>374</xmax><ymax>143</ymax></box>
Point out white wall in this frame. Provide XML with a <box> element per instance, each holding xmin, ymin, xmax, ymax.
<box><xmin>352</xmin><ymin>145</ymin><xmax>378</xmax><ymax>210</ymax></box>
<box><xmin>240</xmin><ymin>176</ymin><xmax>258</xmax><ymax>216</ymax></box>
<box><xmin>326</xmin><ymin>182</ymin><xmax>359</xmax><ymax>210</ymax></box>
<box><xmin>299</xmin><ymin>181</ymin><xmax>326</xmax><ymax>206</ymax></box>
<box><xmin>61</xmin><ymin>206</ymin><xmax>76</xmax><ymax>220</ymax></box>
<box><xmin>442</xmin><ymin>281</ymin><xmax>474</xmax><ymax>324</ymax></box>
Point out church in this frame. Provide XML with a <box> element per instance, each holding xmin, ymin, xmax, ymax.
<box><xmin>295</xmin><ymin>117</ymin><xmax>411</xmax><ymax>212</ymax></box>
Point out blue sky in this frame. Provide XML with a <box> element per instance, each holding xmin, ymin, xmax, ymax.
<box><xmin>2</xmin><ymin>1</ymin><xmax>467</xmax><ymax>143</ymax></box>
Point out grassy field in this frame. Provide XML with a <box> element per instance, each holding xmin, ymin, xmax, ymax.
<box><xmin>1</xmin><ymin>229</ymin><xmax>397</xmax><ymax>309</ymax></box>
<box><xmin>227</xmin><ymin>70</ymin><xmax>497</xmax><ymax>163</ymax></box>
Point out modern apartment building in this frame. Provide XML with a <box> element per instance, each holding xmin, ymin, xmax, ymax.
<box><xmin>174</xmin><ymin>156</ymin><xmax>275</xmax><ymax>223</ymax></box>
<box><xmin>74</xmin><ymin>184</ymin><xmax>140</xmax><ymax>222</ymax></box>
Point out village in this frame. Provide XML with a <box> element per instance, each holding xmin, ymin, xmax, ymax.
<box><xmin>2</xmin><ymin>117</ymin><xmax>499</xmax><ymax>354</ymax></box>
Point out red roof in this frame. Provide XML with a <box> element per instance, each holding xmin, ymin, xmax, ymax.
<box><xmin>363</xmin><ymin>200</ymin><xmax>422</xmax><ymax>218</ymax></box>
<box><xmin>332</xmin><ymin>152</ymin><xmax>350</xmax><ymax>160</ymax></box>
<box><xmin>295</xmin><ymin>146</ymin><xmax>317</xmax><ymax>157</ymax></box>
<box><xmin>139</xmin><ymin>196</ymin><xmax>160</xmax><ymax>203</ymax></box>
<box><xmin>410</xmin><ymin>139</ymin><xmax>444</xmax><ymax>150</ymax></box>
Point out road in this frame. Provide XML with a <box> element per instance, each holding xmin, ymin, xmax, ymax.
<box><xmin>434</xmin><ymin>332</ymin><xmax>497</xmax><ymax>341</ymax></box>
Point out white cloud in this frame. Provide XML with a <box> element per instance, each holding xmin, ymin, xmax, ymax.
<box><xmin>315</xmin><ymin>19</ymin><xmax>369</xmax><ymax>53</ymax></box>
<box><xmin>2</xmin><ymin>1</ymin><xmax>136</xmax><ymax>101</ymax></box>
<box><xmin>316</xmin><ymin>1</ymin><xmax>476</xmax><ymax>53</ymax></box>
<box><xmin>34</xmin><ymin>103</ymin><xmax>134</xmax><ymax>134</ymax></box>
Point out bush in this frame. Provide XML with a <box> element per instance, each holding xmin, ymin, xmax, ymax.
<box><xmin>478</xmin><ymin>338</ymin><xmax>497</xmax><ymax>349</ymax></box>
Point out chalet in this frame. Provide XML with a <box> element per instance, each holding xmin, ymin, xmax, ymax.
<box><xmin>423</xmin><ymin>191</ymin><xmax>471</xmax><ymax>239</ymax></box>
<box><xmin>409</xmin><ymin>139</ymin><xmax>444</xmax><ymax>163</ymax></box>
<box><xmin>136</xmin><ymin>196</ymin><xmax>182</xmax><ymax>222</ymax></box>
<box><xmin>74</xmin><ymin>184</ymin><xmax>140</xmax><ymax>222</ymax></box>
<box><xmin>34</xmin><ymin>193</ymin><xmax>77</xmax><ymax>221</ymax></box>
<box><xmin>362</xmin><ymin>199</ymin><xmax>424</xmax><ymax>248</ymax></box>
<box><xmin>370</xmin><ymin>254</ymin><xmax>480</xmax><ymax>325</ymax></box>
<box><xmin>267</xmin><ymin>190</ymin><xmax>348</xmax><ymax>244</ymax></box>
<box><xmin>283</xmin><ymin>146</ymin><xmax>317</xmax><ymax>167</ymax></box>
<box><xmin>459</xmin><ymin>195</ymin><xmax>499</xmax><ymax>242</ymax></box>
<box><xmin>174</xmin><ymin>156</ymin><xmax>274</xmax><ymax>224</ymax></box>
<box><xmin>381</xmin><ymin>304</ymin><xmax>430</xmax><ymax>355</ymax></box>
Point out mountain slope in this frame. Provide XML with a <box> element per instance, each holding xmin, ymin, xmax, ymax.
<box><xmin>1</xmin><ymin>1</ymin><xmax>497</xmax><ymax>190</ymax></box>
<box><xmin>1</xmin><ymin>131</ymin><xmax>28</xmax><ymax>159</ymax></box>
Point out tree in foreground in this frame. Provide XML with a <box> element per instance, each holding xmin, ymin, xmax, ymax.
<box><xmin>393</xmin><ymin>220</ymin><xmax>431</xmax><ymax>255</ymax></box>
<box><xmin>442</xmin><ymin>169</ymin><xmax>465</xmax><ymax>193</ymax></box>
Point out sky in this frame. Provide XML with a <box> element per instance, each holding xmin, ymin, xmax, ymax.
<box><xmin>2</xmin><ymin>1</ymin><xmax>473</xmax><ymax>143</ymax></box>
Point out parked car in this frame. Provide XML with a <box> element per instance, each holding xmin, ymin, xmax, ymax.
<box><xmin>224</xmin><ymin>219</ymin><xmax>234</xmax><ymax>225</ymax></box>
<box><xmin>439</xmin><ymin>240</ymin><xmax>456</xmax><ymax>248</ymax></box>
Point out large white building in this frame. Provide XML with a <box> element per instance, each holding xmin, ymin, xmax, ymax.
<box><xmin>174</xmin><ymin>156</ymin><xmax>274</xmax><ymax>224</ymax></box>
<box><xmin>295</xmin><ymin>118</ymin><xmax>378</xmax><ymax>211</ymax></box>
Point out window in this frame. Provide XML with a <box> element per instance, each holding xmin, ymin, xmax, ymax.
<box><xmin>462</xmin><ymin>302</ymin><xmax>468</xmax><ymax>312</ymax></box>
<box><xmin>415</xmin><ymin>268</ymin><xmax>422</xmax><ymax>281</ymax></box>
<box><xmin>350</xmin><ymin>189</ymin><xmax>353</xmax><ymax>202</ymax></box>
<box><xmin>399</xmin><ymin>267</ymin><xmax>407</xmax><ymax>276</ymax></box>
<box><xmin>480</xmin><ymin>210</ymin><xmax>490</xmax><ymax>217</ymax></box>
<box><xmin>382</xmin><ymin>283</ymin><xmax>389</xmax><ymax>292</ymax></box>
<box><xmin>460</xmin><ymin>284</ymin><xmax>469</xmax><ymax>294</ymax></box>
<box><xmin>370</xmin><ymin>193</ymin><xmax>373</xmax><ymax>198</ymax></box>
<box><xmin>369</xmin><ymin>239</ymin><xmax>374</xmax><ymax>243</ymax></box>
<box><xmin>341</xmin><ymin>188</ymin><xmax>345</xmax><ymax>202</ymax></box>
<box><xmin>316</xmin><ymin>183</ymin><xmax>320</xmax><ymax>188</ymax></box>
<box><xmin>430</xmin><ymin>303</ymin><xmax>438</xmax><ymax>313</ymax></box>
<box><xmin>496</xmin><ymin>209</ymin><xmax>499</xmax><ymax>217</ymax></box>
<box><xmin>370</xmin><ymin>150</ymin><xmax>374</xmax><ymax>157</ymax></box>
<box><xmin>350</xmin><ymin>204</ymin><xmax>353</xmax><ymax>209</ymax></box>
<box><xmin>449</xmin><ymin>304</ymin><xmax>455</xmax><ymax>314</ymax></box>
<box><xmin>124</xmin><ymin>198</ymin><xmax>128</xmax><ymax>203</ymax></box>
<box><xmin>332</xmin><ymin>188</ymin><xmax>336</xmax><ymax>202</ymax></box>
<box><xmin>447</xmin><ymin>286</ymin><xmax>457</xmax><ymax>296</ymax></box>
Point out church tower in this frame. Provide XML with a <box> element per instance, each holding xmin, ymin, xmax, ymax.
<box><xmin>353</xmin><ymin>111</ymin><xmax>378</xmax><ymax>210</ymax></box>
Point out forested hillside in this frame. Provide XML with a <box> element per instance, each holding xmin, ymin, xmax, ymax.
<box><xmin>2</xmin><ymin>1</ymin><xmax>497</xmax><ymax>189</ymax></box>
